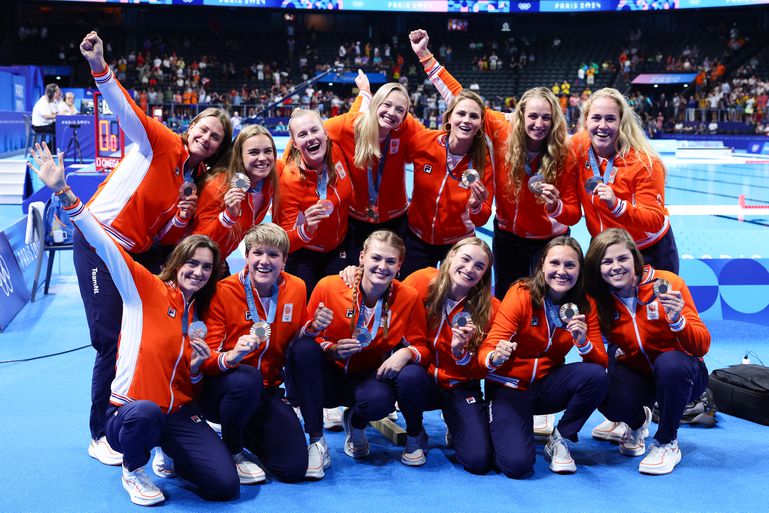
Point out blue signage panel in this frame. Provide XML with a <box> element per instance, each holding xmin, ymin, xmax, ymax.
<box><xmin>0</xmin><ymin>231</ymin><xmax>30</xmax><ymax>331</ymax></box>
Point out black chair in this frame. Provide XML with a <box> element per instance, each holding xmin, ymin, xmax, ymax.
<box><xmin>29</xmin><ymin>205</ymin><xmax>73</xmax><ymax>302</ymax></box>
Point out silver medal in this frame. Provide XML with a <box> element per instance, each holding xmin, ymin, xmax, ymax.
<box><xmin>231</xmin><ymin>172</ymin><xmax>250</xmax><ymax>192</ymax></box>
<box><xmin>352</xmin><ymin>328</ymin><xmax>372</xmax><ymax>348</ymax></box>
<box><xmin>188</xmin><ymin>321</ymin><xmax>208</xmax><ymax>339</ymax></box>
<box><xmin>250</xmin><ymin>321</ymin><xmax>271</xmax><ymax>342</ymax></box>
<box><xmin>461</xmin><ymin>168</ymin><xmax>480</xmax><ymax>187</ymax></box>
<box><xmin>559</xmin><ymin>303</ymin><xmax>579</xmax><ymax>324</ymax></box>
<box><xmin>528</xmin><ymin>174</ymin><xmax>545</xmax><ymax>195</ymax></box>
<box><xmin>584</xmin><ymin>176</ymin><xmax>602</xmax><ymax>194</ymax></box>
<box><xmin>451</xmin><ymin>311</ymin><xmax>472</xmax><ymax>328</ymax></box>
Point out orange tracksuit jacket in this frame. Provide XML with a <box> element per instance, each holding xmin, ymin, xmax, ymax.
<box><xmin>478</xmin><ymin>282</ymin><xmax>608</xmax><ymax>390</ymax></box>
<box><xmin>87</xmin><ymin>66</ymin><xmax>202</xmax><ymax>253</ymax></box>
<box><xmin>425</xmin><ymin>61</ymin><xmax>581</xmax><ymax>238</ymax></box>
<box><xmin>569</xmin><ymin>131</ymin><xmax>670</xmax><ymax>249</ymax></box>
<box><xmin>201</xmin><ymin>270</ymin><xmax>307</xmax><ymax>388</ymax></box>
<box><xmin>307</xmin><ymin>276</ymin><xmax>429</xmax><ymax>374</ymax></box>
<box><xmin>325</xmin><ymin>93</ymin><xmax>424</xmax><ymax>223</ymax></box>
<box><xmin>403</xmin><ymin>267</ymin><xmax>501</xmax><ymax>389</ymax></box>
<box><xmin>189</xmin><ymin>161</ymin><xmax>281</xmax><ymax>257</ymax></box>
<box><xmin>604</xmin><ymin>266</ymin><xmax>710</xmax><ymax>376</ymax></box>
<box><xmin>273</xmin><ymin>147</ymin><xmax>353</xmax><ymax>253</ymax></box>
<box><xmin>406</xmin><ymin>130</ymin><xmax>494</xmax><ymax>245</ymax></box>
<box><xmin>65</xmin><ymin>198</ymin><xmax>200</xmax><ymax>412</ymax></box>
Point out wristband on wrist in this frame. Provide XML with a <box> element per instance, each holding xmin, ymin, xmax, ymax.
<box><xmin>54</xmin><ymin>185</ymin><xmax>71</xmax><ymax>196</ymax></box>
<box><xmin>418</xmin><ymin>53</ymin><xmax>434</xmax><ymax>64</ymax></box>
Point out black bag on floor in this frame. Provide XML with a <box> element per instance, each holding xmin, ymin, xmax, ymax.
<box><xmin>709</xmin><ymin>364</ymin><xmax>769</xmax><ymax>426</ymax></box>
<box><xmin>651</xmin><ymin>388</ymin><xmax>717</xmax><ymax>427</ymax></box>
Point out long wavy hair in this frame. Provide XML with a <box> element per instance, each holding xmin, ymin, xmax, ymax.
<box><xmin>504</xmin><ymin>87</ymin><xmax>567</xmax><ymax>200</ymax></box>
<box><xmin>442</xmin><ymin>90</ymin><xmax>487</xmax><ymax>176</ymax></box>
<box><xmin>181</xmin><ymin>107</ymin><xmax>233</xmax><ymax>171</ymax></box>
<box><xmin>158</xmin><ymin>234</ymin><xmax>221</xmax><ymax>318</ymax></box>
<box><xmin>519</xmin><ymin>236</ymin><xmax>590</xmax><ymax>316</ymax></box>
<box><xmin>584</xmin><ymin>228</ymin><xmax>645</xmax><ymax>334</ymax></box>
<box><xmin>579</xmin><ymin>88</ymin><xmax>665</xmax><ymax>176</ymax></box>
<box><xmin>286</xmin><ymin>109</ymin><xmax>337</xmax><ymax>186</ymax></box>
<box><xmin>353</xmin><ymin>83</ymin><xmax>410</xmax><ymax>170</ymax></box>
<box><xmin>350</xmin><ymin>230</ymin><xmax>406</xmax><ymax>340</ymax></box>
<box><xmin>424</xmin><ymin>237</ymin><xmax>494</xmax><ymax>352</ymax></box>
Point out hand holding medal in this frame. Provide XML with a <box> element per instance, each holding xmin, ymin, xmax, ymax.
<box><xmin>464</xmin><ymin>169</ymin><xmax>488</xmax><ymax>211</ymax></box>
<box><xmin>559</xmin><ymin>304</ymin><xmax>587</xmax><ymax>346</ymax></box>
<box><xmin>177</xmin><ymin>182</ymin><xmax>199</xmax><ymax>221</ymax></box>
<box><xmin>653</xmin><ymin>278</ymin><xmax>684</xmax><ymax>323</ymax></box>
<box><xmin>188</xmin><ymin>321</ymin><xmax>208</xmax><ymax>340</ymax></box>
<box><xmin>250</xmin><ymin>321</ymin><xmax>271</xmax><ymax>345</ymax></box>
<box><xmin>450</xmin><ymin>312</ymin><xmax>475</xmax><ymax>358</ymax></box>
<box><xmin>335</xmin><ymin>337</ymin><xmax>364</xmax><ymax>359</ymax></box>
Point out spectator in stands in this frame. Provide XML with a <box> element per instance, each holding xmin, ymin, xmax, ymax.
<box><xmin>31</xmin><ymin>83</ymin><xmax>60</xmax><ymax>133</ymax></box>
<box><xmin>75</xmin><ymin>31</ymin><xmax>232</xmax><ymax>470</ymax></box>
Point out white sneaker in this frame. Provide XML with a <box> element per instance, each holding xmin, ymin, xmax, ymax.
<box><xmin>533</xmin><ymin>414</ymin><xmax>556</xmax><ymax>437</ymax></box>
<box><xmin>639</xmin><ymin>439</ymin><xmax>682</xmax><ymax>475</ymax></box>
<box><xmin>591</xmin><ymin>418</ymin><xmax>628</xmax><ymax>443</ymax></box>
<box><xmin>122</xmin><ymin>465</ymin><xmax>165</xmax><ymax>506</ymax></box>
<box><xmin>386</xmin><ymin>410</ymin><xmax>399</xmax><ymax>421</ymax></box>
<box><xmin>206</xmin><ymin>420</ymin><xmax>223</xmax><ymax>435</ymax></box>
<box><xmin>305</xmin><ymin>438</ymin><xmax>331</xmax><ymax>479</ymax></box>
<box><xmin>342</xmin><ymin>408</ymin><xmax>369</xmax><ymax>458</ymax></box>
<box><xmin>232</xmin><ymin>452</ymin><xmax>266</xmax><ymax>484</ymax></box>
<box><xmin>323</xmin><ymin>407</ymin><xmax>344</xmax><ymax>431</ymax></box>
<box><xmin>619</xmin><ymin>406</ymin><xmax>652</xmax><ymax>457</ymax></box>
<box><xmin>88</xmin><ymin>436</ymin><xmax>123</xmax><ymax>466</ymax></box>
<box><xmin>151</xmin><ymin>447</ymin><xmax>176</xmax><ymax>478</ymax></box>
<box><xmin>544</xmin><ymin>429</ymin><xmax>576</xmax><ymax>474</ymax></box>
<box><xmin>401</xmin><ymin>431</ymin><xmax>428</xmax><ymax>467</ymax></box>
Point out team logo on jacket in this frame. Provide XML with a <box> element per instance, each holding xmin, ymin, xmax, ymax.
<box><xmin>423</xmin><ymin>164</ymin><xmax>432</xmax><ymax>174</ymax></box>
<box><xmin>390</xmin><ymin>138</ymin><xmax>400</xmax><ymax>154</ymax></box>
<box><xmin>612</xmin><ymin>311</ymin><xmax>620</xmax><ymax>321</ymax></box>
<box><xmin>245</xmin><ymin>310</ymin><xmax>253</xmax><ymax>321</ymax></box>
<box><xmin>466</xmin><ymin>396</ymin><xmax>477</xmax><ymax>404</ymax></box>
<box><xmin>167</xmin><ymin>307</ymin><xmax>176</xmax><ymax>318</ymax></box>
<box><xmin>335</xmin><ymin>161</ymin><xmax>346</xmax><ymax>179</ymax></box>
<box><xmin>346</xmin><ymin>308</ymin><xmax>355</xmax><ymax>318</ymax></box>
<box><xmin>531</xmin><ymin>316</ymin><xmax>539</xmax><ymax>326</ymax></box>
<box><xmin>190</xmin><ymin>415</ymin><xmax>202</xmax><ymax>423</ymax></box>
<box><xmin>282</xmin><ymin>303</ymin><xmax>293</xmax><ymax>322</ymax></box>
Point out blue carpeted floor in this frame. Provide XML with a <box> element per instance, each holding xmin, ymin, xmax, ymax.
<box><xmin>1</xmin><ymin>245</ymin><xmax>769</xmax><ymax>513</ymax></box>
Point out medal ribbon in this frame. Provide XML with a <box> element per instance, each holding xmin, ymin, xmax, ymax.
<box><xmin>182</xmin><ymin>303</ymin><xmax>199</xmax><ymax>336</ymax></box>
<box><xmin>367</xmin><ymin>134</ymin><xmax>390</xmax><ymax>209</ymax></box>
<box><xmin>355</xmin><ymin>295</ymin><xmax>384</xmax><ymax>342</ymax></box>
<box><xmin>315</xmin><ymin>164</ymin><xmax>329</xmax><ymax>201</ymax></box>
<box><xmin>588</xmin><ymin>146</ymin><xmax>615</xmax><ymax>184</ymax></box>
<box><xmin>524</xmin><ymin>154</ymin><xmax>542</xmax><ymax>177</ymax></box>
<box><xmin>243</xmin><ymin>273</ymin><xmax>279</xmax><ymax>325</ymax></box>
<box><xmin>543</xmin><ymin>296</ymin><xmax>563</xmax><ymax>330</ymax></box>
<box><xmin>444</xmin><ymin>136</ymin><xmax>473</xmax><ymax>179</ymax></box>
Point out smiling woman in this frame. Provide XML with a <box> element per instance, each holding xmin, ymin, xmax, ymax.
<box><xmin>479</xmin><ymin>236</ymin><xmax>608</xmax><ymax>479</ymax></box>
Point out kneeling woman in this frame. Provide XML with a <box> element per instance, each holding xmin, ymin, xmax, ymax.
<box><xmin>585</xmin><ymin>228</ymin><xmax>710</xmax><ymax>475</ymax></box>
<box><xmin>286</xmin><ymin>230</ymin><xmax>428</xmax><ymax>462</ymax></box>
<box><xmin>30</xmin><ymin>144</ymin><xmax>237</xmax><ymax>506</ymax></box>
<box><xmin>398</xmin><ymin>237</ymin><xmax>498</xmax><ymax>473</ymax></box>
<box><xmin>199</xmin><ymin>223</ymin><xmax>333</xmax><ymax>483</ymax></box>
<box><xmin>479</xmin><ymin>236</ymin><xmax>608</xmax><ymax>478</ymax></box>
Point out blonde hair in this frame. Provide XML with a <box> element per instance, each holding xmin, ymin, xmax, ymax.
<box><xmin>579</xmin><ymin>88</ymin><xmax>664</xmax><ymax>176</ymax></box>
<box><xmin>350</xmin><ymin>230</ymin><xmax>406</xmax><ymax>339</ymax></box>
<box><xmin>353</xmin><ymin>83</ymin><xmax>410</xmax><ymax>170</ymax></box>
<box><xmin>424</xmin><ymin>237</ymin><xmax>494</xmax><ymax>352</ymax></box>
<box><xmin>442</xmin><ymin>90</ymin><xmax>487</xmax><ymax>175</ymax></box>
<box><xmin>286</xmin><ymin>109</ymin><xmax>336</xmax><ymax>185</ymax></box>
<box><xmin>243</xmin><ymin>223</ymin><xmax>289</xmax><ymax>257</ymax></box>
<box><xmin>504</xmin><ymin>87</ymin><xmax>567</xmax><ymax>200</ymax></box>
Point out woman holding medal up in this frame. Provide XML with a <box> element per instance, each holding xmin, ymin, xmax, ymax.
<box><xmin>478</xmin><ymin>236</ymin><xmax>608</xmax><ymax>478</ymax></box>
<box><xmin>188</xmin><ymin>125</ymin><xmax>280</xmax><ymax>271</ymax></box>
<box><xmin>199</xmin><ymin>223</ymin><xmax>334</xmax><ymax>483</ymax></box>
<box><xmin>409</xmin><ymin>29</ymin><xmax>581</xmax><ymax>299</ymax></box>
<box><xmin>77</xmin><ymin>32</ymin><xmax>232</xmax><ymax>466</ymax></box>
<box><xmin>572</xmin><ymin>88</ymin><xmax>678</xmax><ymax>273</ymax></box>
<box><xmin>397</xmin><ymin>237</ymin><xmax>498</xmax><ymax>473</ymax></box>
<box><xmin>273</xmin><ymin>109</ymin><xmax>353</xmax><ymax>295</ymax></box>
<box><xmin>585</xmin><ymin>228</ymin><xmax>710</xmax><ymax>475</ymax></box>
<box><xmin>29</xmin><ymin>144</ymin><xmax>237</xmax><ymax>506</ymax></box>
<box><xmin>286</xmin><ymin>230</ymin><xmax>429</xmax><ymax>463</ymax></box>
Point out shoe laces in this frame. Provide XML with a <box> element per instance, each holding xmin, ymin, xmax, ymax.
<box><xmin>126</xmin><ymin>467</ymin><xmax>155</xmax><ymax>488</ymax></box>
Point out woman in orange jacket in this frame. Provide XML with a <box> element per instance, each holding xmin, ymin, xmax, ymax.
<box><xmin>189</xmin><ymin>125</ymin><xmax>280</xmax><ymax>270</ymax></box>
<box><xmin>30</xmin><ymin>143</ymin><xmax>237</xmax><ymax>506</ymax></box>
<box><xmin>285</xmin><ymin>230</ymin><xmax>429</xmax><ymax>465</ymax></box>
<box><xmin>273</xmin><ymin>109</ymin><xmax>353</xmax><ymax>294</ymax></box>
<box><xmin>410</xmin><ymin>29</ymin><xmax>580</xmax><ymax>299</ymax></box>
<box><xmin>479</xmin><ymin>236</ymin><xmax>608</xmax><ymax>478</ymax></box>
<box><xmin>585</xmin><ymin>228</ymin><xmax>710</xmax><ymax>475</ymax></box>
<box><xmin>398</xmin><ymin>237</ymin><xmax>498</xmax><ymax>473</ymax></box>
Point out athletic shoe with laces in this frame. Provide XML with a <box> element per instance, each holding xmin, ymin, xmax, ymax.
<box><xmin>533</xmin><ymin>414</ymin><xmax>556</xmax><ymax>438</ymax></box>
<box><xmin>232</xmin><ymin>452</ymin><xmax>266</xmax><ymax>484</ymax></box>
<box><xmin>305</xmin><ymin>437</ymin><xmax>331</xmax><ymax>479</ymax></box>
<box><xmin>88</xmin><ymin>436</ymin><xmax>123</xmax><ymax>466</ymax></box>
<box><xmin>323</xmin><ymin>407</ymin><xmax>344</xmax><ymax>431</ymax></box>
<box><xmin>122</xmin><ymin>465</ymin><xmax>165</xmax><ymax>506</ymax></box>
<box><xmin>151</xmin><ymin>447</ymin><xmax>176</xmax><ymax>478</ymax></box>
<box><xmin>342</xmin><ymin>408</ymin><xmax>369</xmax><ymax>458</ymax></box>
<box><xmin>619</xmin><ymin>406</ymin><xmax>653</xmax><ymax>457</ymax></box>
<box><xmin>544</xmin><ymin>429</ymin><xmax>576</xmax><ymax>474</ymax></box>
<box><xmin>591</xmin><ymin>418</ymin><xmax>628</xmax><ymax>443</ymax></box>
<box><xmin>639</xmin><ymin>439</ymin><xmax>681</xmax><ymax>475</ymax></box>
<box><xmin>401</xmin><ymin>430</ymin><xmax>428</xmax><ymax>467</ymax></box>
